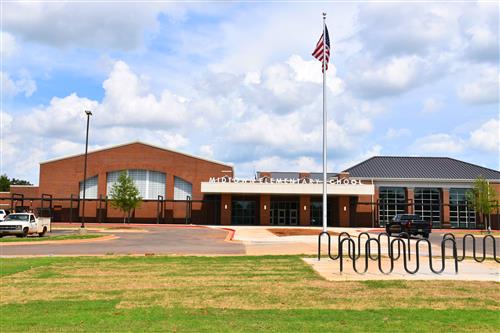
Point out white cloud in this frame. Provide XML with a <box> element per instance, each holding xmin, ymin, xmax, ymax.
<box><xmin>469</xmin><ymin>118</ymin><xmax>500</xmax><ymax>153</ymax></box>
<box><xmin>3</xmin><ymin>2</ymin><xmax>178</xmax><ymax>50</ymax></box>
<box><xmin>385</xmin><ymin>128</ymin><xmax>411</xmax><ymax>140</ymax></box>
<box><xmin>22</xmin><ymin>93</ymin><xmax>98</xmax><ymax>140</ymax></box>
<box><xmin>422</xmin><ymin>97</ymin><xmax>443</xmax><ymax>113</ymax></box>
<box><xmin>199</xmin><ymin>145</ymin><xmax>214</xmax><ymax>158</ymax></box>
<box><xmin>457</xmin><ymin>67</ymin><xmax>499</xmax><ymax>105</ymax></box>
<box><xmin>286</xmin><ymin>55</ymin><xmax>344</xmax><ymax>95</ymax></box>
<box><xmin>1</xmin><ymin>31</ymin><xmax>18</xmax><ymax>57</ymax></box>
<box><xmin>240</xmin><ymin>155</ymin><xmax>322</xmax><ymax>174</ymax></box>
<box><xmin>413</xmin><ymin>134</ymin><xmax>465</xmax><ymax>154</ymax></box>
<box><xmin>464</xmin><ymin>25</ymin><xmax>499</xmax><ymax>63</ymax></box>
<box><xmin>348</xmin><ymin>55</ymin><xmax>437</xmax><ymax>98</ymax></box>
<box><xmin>99</xmin><ymin>61</ymin><xmax>187</xmax><ymax>128</ymax></box>
<box><xmin>2</xmin><ymin>56</ymin><xmax>384</xmax><ymax>181</ymax></box>
<box><xmin>357</xmin><ymin>3</ymin><xmax>463</xmax><ymax>57</ymax></box>
<box><xmin>1</xmin><ymin>71</ymin><xmax>36</xmax><ymax>97</ymax></box>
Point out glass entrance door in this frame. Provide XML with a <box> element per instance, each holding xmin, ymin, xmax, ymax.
<box><xmin>270</xmin><ymin>198</ymin><xmax>300</xmax><ymax>226</ymax></box>
<box><xmin>289</xmin><ymin>209</ymin><xmax>298</xmax><ymax>225</ymax></box>
<box><xmin>278</xmin><ymin>209</ymin><xmax>286</xmax><ymax>225</ymax></box>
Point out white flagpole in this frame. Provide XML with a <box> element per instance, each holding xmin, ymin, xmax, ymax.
<box><xmin>322</xmin><ymin>12</ymin><xmax>328</xmax><ymax>233</ymax></box>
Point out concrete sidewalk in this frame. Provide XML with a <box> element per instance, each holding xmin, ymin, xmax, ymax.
<box><xmin>219</xmin><ymin>226</ymin><xmax>447</xmax><ymax>256</ymax></box>
<box><xmin>303</xmin><ymin>257</ymin><xmax>500</xmax><ymax>281</ymax></box>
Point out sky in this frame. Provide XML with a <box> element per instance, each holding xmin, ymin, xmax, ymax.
<box><xmin>1</xmin><ymin>0</ymin><xmax>499</xmax><ymax>184</ymax></box>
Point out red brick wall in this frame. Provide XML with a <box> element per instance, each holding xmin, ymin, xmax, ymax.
<box><xmin>9</xmin><ymin>186</ymin><xmax>39</xmax><ymax>198</ymax></box>
<box><xmin>220</xmin><ymin>194</ymin><xmax>231</xmax><ymax>225</ymax></box>
<box><xmin>299</xmin><ymin>195</ymin><xmax>310</xmax><ymax>225</ymax></box>
<box><xmin>260</xmin><ymin>194</ymin><xmax>270</xmax><ymax>225</ymax></box>
<box><xmin>39</xmin><ymin>142</ymin><xmax>233</xmax><ymax>201</ymax></box>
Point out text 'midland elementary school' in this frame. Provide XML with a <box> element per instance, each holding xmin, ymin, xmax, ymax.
<box><xmin>1</xmin><ymin>142</ymin><xmax>499</xmax><ymax>229</ymax></box>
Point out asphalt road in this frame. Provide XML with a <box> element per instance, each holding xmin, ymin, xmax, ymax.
<box><xmin>0</xmin><ymin>226</ymin><xmax>245</xmax><ymax>256</ymax></box>
<box><xmin>429</xmin><ymin>232</ymin><xmax>499</xmax><ymax>257</ymax></box>
<box><xmin>377</xmin><ymin>232</ymin><xmax>499</xmax><ymax>257</ymax></box>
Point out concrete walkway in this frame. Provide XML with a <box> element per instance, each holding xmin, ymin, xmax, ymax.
<box><xmin>222</xmin><ymin>226</ymin><xmax>445</xmax><ymax>256</ymax></box>
<box><xmin>303</xmin><ymin>257</ymin><xmax>500</xmax><ymax>282</ymax></box>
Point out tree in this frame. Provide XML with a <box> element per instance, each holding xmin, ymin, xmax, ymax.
<box><xmin>466</xmin><ymin>176</ymin><xmax>498</xmax><ymax>231</ymax></box>
<box><xmin>0</xmin><ymin>174</ymin><xmax>32</xmax><ymax>192</ymax></box>
<box><xmin>109</xmin><ymin>171</ymin><xmax>142</xmax><ymax>223</ymax></box>
<box><xmin>0</xmin><ymin>175</ymin><xmax>9</xmax><ymax>192</ymax></box>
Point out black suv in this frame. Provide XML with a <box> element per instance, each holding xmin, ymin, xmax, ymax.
<box><xmin>385</xmin><ymin>214</ymin><xmax>432</xmax><ymax>238</ymax></box>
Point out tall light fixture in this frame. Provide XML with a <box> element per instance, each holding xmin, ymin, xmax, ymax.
<box><xmin>81</xmin><ymin>110</ymin><xmax>92</xmax><ymax>229</ymax></box>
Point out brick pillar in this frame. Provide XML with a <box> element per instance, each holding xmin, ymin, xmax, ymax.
<box><xmin>260</xmin><ymin>194</ymin><xmax>270</xmax><ymax>225</ymax></box>
<box><xmin>300</xmin><ymin>195</ymin><xmax>310</xmax><ymax>226</ymax></box>
<box><xmin>338</xmin><ymin>196</ymin><xmax>350</xmax><ymax>227</ymax></box>
<box><xmin>407</xmin><ymin>187</ymin><xmax>414</xmax><ymax>214</ymax></box>
<box><xmin>98</xmin><ymin>172</ymin><xmax>107</xmax><ymax>197</ymax></box>
<box><xmin>373</xmin><ymin>187</ymin><xmax>379</xmax><ymax>227</ymax></box>
<box><xmin>220</xmin><ymin>194</ymin><xmax>231</xmax><ymax>225</ymax></box>
<box><xmin>166</xmin><ymin>174</ymin><xmax>175</xmax><ymax>200</ymax></box>
<box><xmin>442</xmin><ymin>188</ymin><xmax>451</xmax><ymax>228</ymax></box>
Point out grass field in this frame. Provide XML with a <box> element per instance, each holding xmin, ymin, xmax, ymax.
<box><xmin>0</xmin><ymin>234</ymin><xmax>102</xmax><ymax>242</ymax></box>
<box><xmin>0</xmin><ymin>255</ymin><xmax>499</xmax><ymax>332</ymax></box>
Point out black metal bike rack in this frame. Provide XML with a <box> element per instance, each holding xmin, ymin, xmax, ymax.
<box><xmin>442</xmin><ymin>233</ymin><xmax>499</xmax><ymax>263</ymax></box>
<box><xmin>316</xmin><ymin>231</ymin><xmax>494</xmax><ymax>275</ymax></box>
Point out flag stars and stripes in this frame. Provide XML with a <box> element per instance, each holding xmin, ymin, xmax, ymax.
<box><xmin>312</xmin><ymin>25</ymin><xmax>331</xmax><ymax>72</ymax></box>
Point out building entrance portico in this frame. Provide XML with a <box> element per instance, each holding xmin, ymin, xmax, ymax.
<box><xmin>270</xmin><ymin>196</ymin><xmax>300</xmax><ymax>225</ymax></box>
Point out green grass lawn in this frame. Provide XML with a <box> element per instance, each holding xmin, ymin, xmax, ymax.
<box><xmin>0</xmin><ymin>255</ymin><xmax>499</xmax><ymax>332</ymax></box>
<box><xmin>0</xmin><ymin>234</ymin><xmax>103</xmax><ymax>242</ymax></box>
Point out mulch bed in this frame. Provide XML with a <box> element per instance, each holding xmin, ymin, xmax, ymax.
<box><xmin>268</xmin><ymin>228</ymin><xmax>340</xmax><ymax>237</ymax></box>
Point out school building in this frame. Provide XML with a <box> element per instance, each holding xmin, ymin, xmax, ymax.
<box><xmin>1</xmin><ymin>142</ymin><xmax>499</xmax><ymax>229</ymax></box>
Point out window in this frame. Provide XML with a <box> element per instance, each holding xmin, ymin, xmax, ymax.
<box><xmin>378</xmin><ymin>187</ymin><xmax>406</xmax><ymax>226</ymax></box>
<box><xmin>450</xmin><ymin>188</ymin><xmax>475</xmax><ymax>229</ymax></box>
<box><xmin>232</xmin><ymin>200</ymin><xmax>257</xmax><ymax>225</ymax></box>
<box><xmin>174</xmin><ymin>177</ymin><xmax>193</xmax><ymax>200</ymax></box>
<box><xmin>79</xmin><ymin>175</ymin><xmax>98</xmax><ymax>199</ymax></box>
<box><xmin>149</xmin><ymin>171</ymin><xmax>166</xmax><ymax>199</ymax></box>
<box><xmin>107</xmin><ymin>170</ymin><xmax>166</xmax><ymax>200</ymax></box>
<box><xmin>414</xmin><ymin>188</ymin><xmax>441</xmax><ymax>227</ymax></box>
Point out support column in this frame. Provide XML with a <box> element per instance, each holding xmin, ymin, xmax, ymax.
<box><xmin>407</xmin><ymin>187</ymin><xmax>414</xmax><ymax>214</ymax></box>
<box><xmin>260</xmin><ymin>194</ymin><xmax>270</xmax><ymax>225</ymax></box>
<box><xmin>338</xmin><ymin>196</ymin><xmax>350</xmax><ymax>227</ymax></box>
<box><xmin>442</xmin><ymin>188</ymin><xmax>451</xmax><ymax>228</ymax></box>
<box><xmin>300</xmin><ymin>195</ymin><xmax>310</xmax><ymax>226</ymax></box>
<box><xmin>166</xmin><ymin>174</ymin><xmax>175</xmax><ymax>200</ymax></box>
<box><xmin>372</xmin><ymin>187</ymin><xmax>379</xmax><ymax>227</ymax></box>
<box><xmin>220</xmin><ymin>194</ymin><xmax>231</xmax><ymax>225</ymax></box>
<box><xmin>98</xmin><ymin>172</ymin><xmax>107</xmax><ymax>197</ymax></box>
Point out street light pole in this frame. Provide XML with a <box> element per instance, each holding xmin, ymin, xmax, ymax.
<box><xmin>81</xmin><ymin>110</ymin><xmax>92</xmax><ymax>229</ymax></box>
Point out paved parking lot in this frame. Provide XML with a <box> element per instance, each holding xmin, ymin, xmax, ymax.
<box><xmin>0</xmin><ymin>225</ymin><xmax>245</xmax><ymax>256</ymax></box>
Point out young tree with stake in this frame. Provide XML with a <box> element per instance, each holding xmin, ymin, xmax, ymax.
<box><xmin>466</xmin><ymin>176</ymin><xmax>498</xmax><ymax>232</ymax></box>
<box><xmin>109</xmin><ymin>171</ymin><xmax>142</xmax><ymax>224</ymax></box>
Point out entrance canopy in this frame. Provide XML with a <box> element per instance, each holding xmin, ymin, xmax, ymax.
<box><xmin>201</xmin><ymin>181</ymin><xmax>375</xmax><ymax>195</ymax></box>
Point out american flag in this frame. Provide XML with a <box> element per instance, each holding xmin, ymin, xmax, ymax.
<box><xmin>312</xmin><ymin>25</ymin><xmax>330</xmax><ymax>72</ymax></box>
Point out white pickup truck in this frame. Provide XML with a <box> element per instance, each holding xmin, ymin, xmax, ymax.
<box><xmin>0</xmin><ymin>213</ymin><xmax>51</xmax><ymax>238</ymax></box>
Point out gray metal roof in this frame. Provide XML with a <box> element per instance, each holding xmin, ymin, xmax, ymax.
<box><xmin>343</xmin><ymin>156</ymin><xmax>500</xmax><ymax>180</ymax></box>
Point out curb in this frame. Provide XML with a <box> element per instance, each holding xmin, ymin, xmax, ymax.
<box><xmin>0</xmin><ymin>234</ymin><xmax>119</xmax><ymax>246</ymax></box>
<box><xmin>220</xmin><ymin>228</ymin><xmax>236</xmax><ymax>242</ymax></box>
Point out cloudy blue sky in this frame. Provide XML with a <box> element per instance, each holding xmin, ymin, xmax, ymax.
<box><xmin>1</xmin><ymin>1</ymin><xmax>499</xmax><ymax>184</ymax></box>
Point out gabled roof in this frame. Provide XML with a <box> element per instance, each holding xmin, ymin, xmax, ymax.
<box><xmin>343</xmin><ymin>156</ymin><xmax>500</xmax><ymax>180</ymax></box>
<box><xmin>40</xmin><ymin>141</ymin><xmax>233</xmax><ymax>168</ymax></box>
